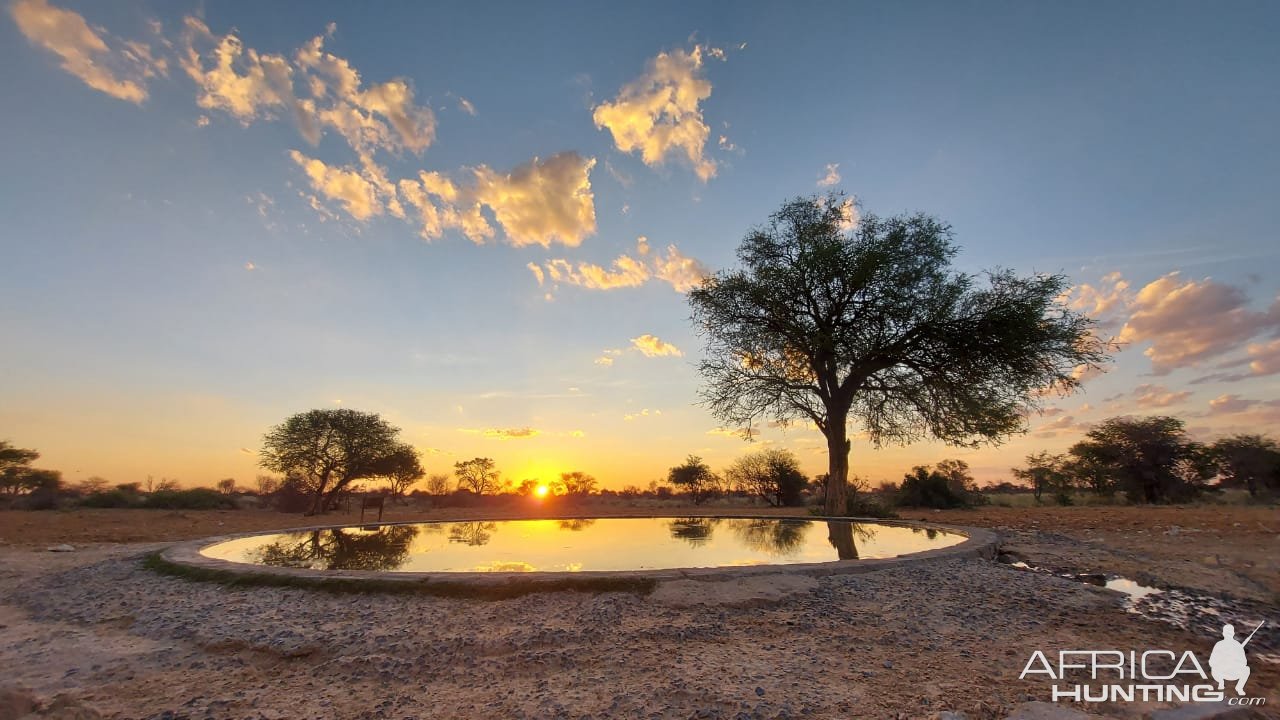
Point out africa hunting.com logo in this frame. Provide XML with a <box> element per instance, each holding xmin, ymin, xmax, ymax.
<box><xmin>1020</xmin><ymin>621</ymin><xmax>1267</xmax><ymax>707</ymax></box>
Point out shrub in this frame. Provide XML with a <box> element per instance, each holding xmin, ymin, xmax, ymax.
<box><xmin>138</xmin><ymin>488</ymin><xmax>236</xmax><ymax>510</ymax></box>
<box><xmin>896</xmin><ymin>466</ymin><xmax>970</xmax><ymax>509</ymax></box>
<box><xmin>79</xmin><ymin>489</ymin><xmax>138</xmax><ymax>508</ymax></box>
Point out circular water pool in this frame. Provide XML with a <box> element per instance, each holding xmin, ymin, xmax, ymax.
<box><xmin>196</xmin><ymin>517</ymin><xmax>970</xmax><ymax>574</ymax></box>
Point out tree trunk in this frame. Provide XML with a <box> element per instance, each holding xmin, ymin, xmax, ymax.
<box><xmin>823</xmin><ymin>421</ymin><xmax>851</xmax><ymax>516</ymax></box>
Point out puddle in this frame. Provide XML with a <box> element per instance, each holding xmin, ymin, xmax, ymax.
<box><xmin>998</xmin><ymin>555</ymin><xmax>1276</xmax><ymax>664</ymax></box>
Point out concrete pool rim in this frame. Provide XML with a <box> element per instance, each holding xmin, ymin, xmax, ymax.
<box><xmin>158</xmin><ymin>515</ymin><xmax>998</xmax><ymax>586</ymax></box>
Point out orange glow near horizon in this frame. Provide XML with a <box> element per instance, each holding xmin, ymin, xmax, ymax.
<box><xmin>534</xmin><ymin>483</ymin><xmax>550</xmax><ymax>498</ymax></box>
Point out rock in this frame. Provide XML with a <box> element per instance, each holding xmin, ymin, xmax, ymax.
<box><xmin>46</xmin><ymin>544</ymin><xmax>75</xmax><ymax>553</ymax></box>
<box><xmin>1003</xmin><ymin>702</ymin><xmax>1095</xmax><ymax>719</ymax></box>
<box><xmin>754</xmin><ymin>687</ymin><xmax>764</xmax><ymax>697</ymax></box>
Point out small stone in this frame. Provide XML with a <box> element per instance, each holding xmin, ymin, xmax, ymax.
<box><xmin>47</xmin><ymin>544</ymin><xmax>75</xmax><ymax>552</ymax></box>
<box><xmin>754</xmin><ymin>687</ymin><xmax>764</xmax><ymax>697</ymax></box>
<box><xmin>882</xmin><ymin>660</ymin><xmax>893</xmax><ymax>669</ymax></box>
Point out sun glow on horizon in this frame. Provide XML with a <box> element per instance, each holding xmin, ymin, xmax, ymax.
<box><xmin>534</xmin><ymin>483</ymin><xmax>550</xmax><ymax>498</ymax></box>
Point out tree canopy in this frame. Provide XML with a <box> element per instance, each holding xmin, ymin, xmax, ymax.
<box><xmin>690</xmin><ymin>194</ymin><xmax>1108</xmax><ymax>514</ymax></box>
<box><xmin>725</xmin><ymin>448</ymin><xmax>807</xmax><ymax>506</ymax></box>
<box><xmin>667</xmin><ymin>455</ymin><xmax>719</xmax><ymax>504</ymax></box>
<box><xmin>259</xmin><ymin>409</ymin><xmax>406</xmax><ymax>514</ymax></box>
<box><xmin>454</xmin><ymin>457</ymin><xmax>501</xmax><ymax>494</ymax></box>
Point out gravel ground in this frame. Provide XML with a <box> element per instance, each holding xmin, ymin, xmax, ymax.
<box><xmin>3</xmin><ymin>538</ymin><xmax>1274</xmax><ymax>720</ymax></box>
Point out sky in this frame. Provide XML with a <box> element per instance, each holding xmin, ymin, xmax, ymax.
<box><xmin>2</xmin><ymin>0</ymin><xmax>1279</xmax><ymax>489</ymax></box>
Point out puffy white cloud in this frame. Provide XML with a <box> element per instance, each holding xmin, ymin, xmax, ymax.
<box><xmin>817</xmin><ymin>163</ymin><xmax>841</xmax><ymax>187</ymax></box>
<box><xmin>471</xmin><ymin>152</ymin><xmax>597</xmax><ymax>247</ymax></box>
<box><xmin>594</xmin><ymin>348</ymin><xmax>623</xmax><ymax>366</ymax></box>
<box><xmin>11</xmin><ymin>0</ymin><xmax>157</xmax><ymax>103</ymax></box>
<box><xmin>651</xmin><ymin>242</ymin><xmax>708</xmax><ymax>292</ymax></box>
<box><xmin>456</xmin><ymin>96</ymin><xmax>476</xmax><ymax>115</ymax></box>
<box><xmin>631</xmin><ymin>334</ymin><xmax>682</xmax><ymax>357</ymax></box>
<box><xmin>1119</xmin><ymin>272</ymin><xmax>1280</xmax><ymax>375</ymax></box>
<box><xmin>593</xmin><ymin>45</ymin><xmax>720</xmax><ymax>181</ymax></box>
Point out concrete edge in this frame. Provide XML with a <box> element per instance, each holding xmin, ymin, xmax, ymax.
<box><xmin>157</xmin><ymin>515</ymin><xmax>998</xmax><ymax>589</ymax></box>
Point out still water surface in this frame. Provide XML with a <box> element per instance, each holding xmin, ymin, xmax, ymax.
<box><xmin>200</xmin><ymin>517</ymin><xmax>965</xmax><ymax>573</ymax></box>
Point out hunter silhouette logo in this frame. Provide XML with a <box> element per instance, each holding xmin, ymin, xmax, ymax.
<box><xmin>1209</xmin><ymin>622</ymin><xmax>1262</xmax><ymax>696</ymax></box>
<box><xmin>1020</xmin><ymin>619</ymin><xmax>1268</xmax><ymax>707</ymax></box>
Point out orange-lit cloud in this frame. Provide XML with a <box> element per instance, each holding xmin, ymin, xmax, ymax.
<box><xmin>289</xmin><ymin>150</ymin><xmax>381</xmax><ymax>220</ymax></box>
<box><xmin>817</xmin><ymin>163</ymin><xmax>840</xmax><ymax>187</ymax></box>
<box><xmin>592</xmin><ymin>45</ymin><xmax>721</xmax><ymax>181</ymax></box>
<box><xmin>531</xmin><ymin>237</ymin><xmax>707</xmax><ymax>295</ymax></box>
<box><xmin>11</xmin><ymin>0</ymin><xmax>158</xmax><ymax>103</ymax></box>
<box><xmin>630</xmin><ymin>334</ymin><xmax>682</xmax><ymax>357</ymax></box>
<box><xmin>1119</xmin><ymin>272</ymin><xmax>1280</xmax><ymax>375</ymax></box>
<box><xmin>471</xmin><ymin>153</ymin><xmax>597</xmax><ymax>247</ymax></box>
<box><xmin>458</xmin><ymin>427</ymin><xmax>542</xmax><ymax>440</ymax></box>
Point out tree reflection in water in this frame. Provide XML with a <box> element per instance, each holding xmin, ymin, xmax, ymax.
<box><xmin>726</xmin><ymin>519</ymin><xmax>812</xmax><ymax>556</ymax></box>
<box><xmin>447</xmin><ymin>521</ymin><xmax>497</xmax><ymax>546</ymax></box>
<box><xmin>667</xmin><ymin>517</ymin><xmax>720</xmax><ymax>547</ymax></box>
<box><xmin>556</xmin><ymin>518</ymin><xmax>597</xmax><ymax>531</ymax></box>
<box><xmin>825</xmin><ymin>521</ymin><xmax>879</xmax><ymax>559</ymax></box>
<box><xmin>253</xmin><ymin>524</ymin><xmax>420</xmax><ymax>571</ymax></box>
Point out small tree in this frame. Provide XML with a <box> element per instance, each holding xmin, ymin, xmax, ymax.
<box><xmin>454</xmin><ymin>457</ymin><xmax>500</xmax><ymax>494</ymax></box>
<box><xmin>1211</xmin><ymin>434</ymin><xmax>1280</xmax><ymax>497</ymax></box>
<box><xmin>559</xmin><ymin>471</ymin><xmax>597</xmax><ymax>495</ymax></box>
<box><xmin>0</xmin><ymin>441</ymin><xmax>41</xmax><ymax>495</ymax></box>
<box><xmin>1012</xmin><ymin>451</ymin><xmax>1072</xmax><ymax>505</ymax></box>
<box><xmin>667</xmin><ymin>455</ymin><xmax>719</xmax><ymax>504</ymax></box>
<box><xmin>375</xmin><ymin>444</ymin><xmax>425</xmax><ymax>500</ymax></box>
<box><xmin>689</xmin><ymin>195</ymin><xmax>1108</xmax><ymax>515</ymax></box>
<box><xmin>725</xmin><ymin>448</ymin><xmax>807</xmax><ymax>506</ymax></box>
<box><xmin>259</xmin><ymin>409</ymin><xmax>406</xmax><ymax>515</ymax></box>
<box><xmin>216</xmin><ymin>478</ymin><xmax>238</xmax><ymax>494</ymax></box>
<box><xmin>1081</xmin><ymin>416</ymin><xmax>1208</xmax><ymax>503</ymax></box>
<box><xmin>425</xmin><ymin>473</ymin><xmax>451</xmax><ymax>496</ymax></box>
<box><xmin>255</xmin><ymin>475</ymin><xmax>281</xmax><ymax>495</ymax></box>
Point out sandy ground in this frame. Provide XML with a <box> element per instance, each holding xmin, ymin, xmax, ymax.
<box><xmin>0</xmin><ymin>505</ymin><xmax>1276</xmax><ymax>720</ymax></box>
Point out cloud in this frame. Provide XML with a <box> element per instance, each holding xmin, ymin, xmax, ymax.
<box><xmin>11</xmin><ymin>0</ymin><xmax>157</xmax><ymax>103</ymax></box>
<box><xmin>15</xmin><ymin>9</ymin><xmax>600</xmax><ymax>249</ymax></box>
<box><xmin>289</xmin><ymin>150</ymin><xmax>381</xmax><ymax>220</ymax></box>
<box><xmin>1192</xmin><ymin>338</ymin><xmax>1280</xmax><ymax>384</ymax></box>
<box><xmin>1064</xmin><ymin>271</ymin><xmax>1131</xmax><ymax>331</ymax></box>
<box><xmin>482</xmin><ymin>427</ymin><xmax>540</xmax><ymax>440</ymax></box>
<box><xmin>817</xmin><ymin>163</ymin><xmax>841</xmax><ymax>187</ymax></box>
<box><xmin>594</xmin><ymin>348</ymin><xmax>623</xmax><ymax>366</ymax></box>
<box><xmin>243</xmin><ymin>261</ymin><xmax>256</xmax><ymax>271</ymax></box>
<box><xmin>631</xmin><ymin>334</ymin><xmax>683</xmax><ymax>357</ymax></box>
<box><xmin>293</xmin><ymin>33</ymin><xmax>434</xmax><ymax>153</ymax></box>
<box><xmin>707</xmin><ymin>427</ymin><xmax>751</xmax><ymax>439</ymax></box>
<box><xmin>1118</xmin><ymin>272</ymin><xmax>1280</xmax><ymax>375</ymax></box>
<box><xmin>592</xmin><ymin>45</ymin><xmax>720</xmax><ymax>181</ymax></box>
<box><xmin>1131</xmin><ymin>384</ymin><xmax>1187</xmax><ymax>407</ymax></box>
<box><xmin>532</xmin><ymin>237</ymin><xmax>707</xmax><ymax>295</ymax></box>
<box><xmin>624</xmin><ymin>408</ymin><xmax>661</xmax><ymax>421</ymax></box>
<box><xmin>471</xmin><ymin>152</ymin><xmax>597</xmax><ymax>247</ymax></box>
<box><xmin>456</xmin><ymin>96</ymin><xmax>476</xmax><ymax>115</ymax></box>
<box><xmin>1207</xmin><ymin>394</ymin><xmax>1255</xmax><ymax>416</ymax></box>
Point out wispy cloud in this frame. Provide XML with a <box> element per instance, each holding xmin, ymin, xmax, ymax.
<box><xmin>11</xmin><ymin>0</ymin><xmax>161</xmax><ymax>103</ymax></box>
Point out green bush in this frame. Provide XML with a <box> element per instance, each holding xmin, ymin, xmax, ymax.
<box><xmin>138</xmin><ymin>488</ymin><xmax>236</xmax><ymax>510</ymax></box>
<box><xmin>896</xmin><ymin>467</ymin><xmax>969</xmax><ymax>509</ymax></box>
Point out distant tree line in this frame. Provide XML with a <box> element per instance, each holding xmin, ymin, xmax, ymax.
<box><xmin>1010</xmin><ymin>415</ymin><xmax>1280</xmax><ymax>505</ymax></box>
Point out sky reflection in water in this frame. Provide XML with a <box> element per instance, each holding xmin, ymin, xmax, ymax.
<box><xmin>200</xmin><ymin>518</ymin><xmax>964</xmax><ymax>573</ymax></box>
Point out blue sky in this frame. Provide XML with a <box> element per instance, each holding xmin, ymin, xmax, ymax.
<box><xmin>2</xmin><ymin>0</ymin><xmax>1278</xmax><ymax>487</ymax></box>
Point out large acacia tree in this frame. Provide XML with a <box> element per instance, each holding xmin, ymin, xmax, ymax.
<box><xmin>690</xmin><ymin>195</ymin><xmax>1108</xmax><ymax>515</ymax></box>
<box><xmin>260</xmin><ymin>409</ymin><xmax>406</xmax><ymax>515</ymax></box>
